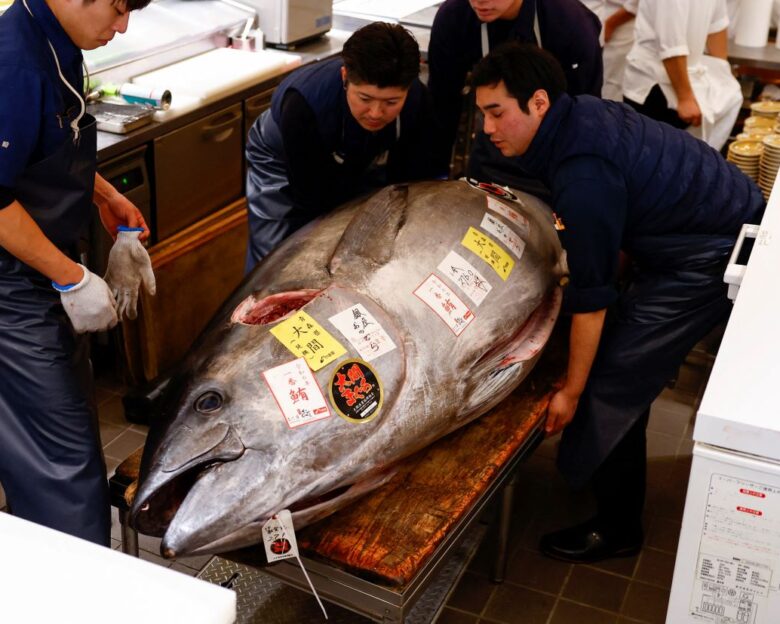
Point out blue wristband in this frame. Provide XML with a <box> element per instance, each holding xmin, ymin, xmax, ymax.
<box><xmin>52</xmin><ymin>280</ymin><xmax>77</xmax><ymax>292</ymax></box>
<box><xmin>117</xmin><ymin>226</ymin><xmax>145</xmax><ymax>233</ymax></box>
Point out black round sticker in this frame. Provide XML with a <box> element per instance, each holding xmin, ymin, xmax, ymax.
<box><xmin>329</xmin><ymin>360</ymin><xmax>383</xmax><ymax>423</ymax></box>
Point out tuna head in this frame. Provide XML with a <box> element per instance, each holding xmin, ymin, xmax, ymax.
<box><xmin>131</xmin><ymin>286</ymin><xmax>408</xmax><ymax>558</ymax></box>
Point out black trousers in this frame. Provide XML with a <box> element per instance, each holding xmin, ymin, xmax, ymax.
<box><xmin>592</xmin><ymin>408</ymin><xmax>650</xmax><ymax>536</ymax></box>
<box><xmin>624</xmin><ymin>84</ymin><xmax>689</xmax><ymax>130</ymax></box>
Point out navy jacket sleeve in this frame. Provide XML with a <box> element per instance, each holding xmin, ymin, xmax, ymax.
<box><xmin>0</xmin><ymin>65</ymin><xmax>43</xmax><ymax>189</ymax></box>
<box><xmin>538</xmin><ymin>0</ymin><xmax>603</xmax><ymax>97</ymax></box>
<box><xmin>553</xmin><ymin>156</ymin><xmax>626</xmax><ymax>313</ymax></box>
<box><xmin>427</xmin><ymin>1</ymin><xmax>472</xmax><ymax>172</ymax></box>
<box><xmin>279</xmin><ymin>89</ymin><xmax>358</xmax><ymax>217</ymax></box>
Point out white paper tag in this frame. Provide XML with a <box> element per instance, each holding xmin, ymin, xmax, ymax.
<box><xmin>437</xmin><ymin>250</ymin><xmax>492</xmax><ymax>306</ymax></box>
<box><xmin>262</xmin><ymin>358</ymin><xmax>330</xmax><ymax>428</ymax></box>
<box><xmin>480</xmin><ymin>213</ymin><xmax>526</xmax><ymax>260</ymax></box>
<box><xmin>328</xmin><ymin>304</ymin><xmax>397</xmax><ymax>362</ymax></box>
<box><xmin>486</xmin><ymin>195</ymin><xmax>529</xmax><ymax>236</ymax></box>
<box><xmin>413</xmin><ymin>274</ymin><xmax>474</xmax><ymax>336</ymax></box>
<box><xmin>262</xmin><ymin>510</ymin><xmax>329</xmax><ymax>619</ymax></box>
<box><xmin>262</xmin><ymin>510</ymin><xmax>299</xmax><ymax>563</ymax></box>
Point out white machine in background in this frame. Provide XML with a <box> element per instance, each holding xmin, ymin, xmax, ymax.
<box><xmin>667</xmin><ymin>186</ymin><xmax>780</xmax><ymax>622</ymax></box>
<box><xmin>249</xmin><ymin>0</ymin><xmax>333</xmax><ymax>47</ymax></box>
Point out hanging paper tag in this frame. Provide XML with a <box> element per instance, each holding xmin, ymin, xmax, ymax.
<box><xmin>437</xmin><ymin>250</ymin><xmax>492</xmax><ymax>306</ymax></box>
<box><xmin>328</xmin><ymin>304</ymin><xmax>397</xmax><ymax>362</ymax></box>
<box><xmin>270</xmin><ymin>311</ymin><xmax>346</xmax><ymax>371</ymax></box>
<box><xmin>262</xmin><ymin>358</ymin><xmax>330</xmax><ymax>429</ymax></box>
<box><xmin>414</xmin><ymin>274</ymin><xmax>474</xmax><ymax>336</ymax></box>
<box><xmin>262</xmin><ymin>510</ymin><xmax>299</xmax><ymax>563</ymax></box>
<box><xmin>461</xmin><ymin>226</ymin><xmax>514</xmax><ymax>281</ymax></box>
<box><xmin>486</xmin><ymin>195</ymin><xmax>530</xmax><ymax>236</ymax></box>
<box><xmin>262</xmin><ymin>510</ymin><xmax>329</xmax><ymax>619</ymax></box>
<box><xmin>480</xmin><ymin>213</ymin><xmax>526</xmax><ymax>260</ymax></box>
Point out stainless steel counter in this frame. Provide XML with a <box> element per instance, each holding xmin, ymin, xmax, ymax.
<box><xmin>729</xmin><ymin>41</ymin><xmax>780</xmax><ymax>71</ymax></box>
<box><xmin>96</xmin><ymin>29</ymin><xmax>350</xmax><ymax>162</ymax></box>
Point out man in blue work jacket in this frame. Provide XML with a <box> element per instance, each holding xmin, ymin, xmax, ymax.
<box><xmin>245</xmin><ymin>22</ymin><xmax>439</xmax><ymax>270</ymax></box>
<box><xmin>428</xmin><ymin>0</ymin><xmax>602</xmax><ymax>186</ymax></box>
<box><xmin>0</xmin><ymin>0</ymin><xmax>153</xmax><ymax>545</ymax></box>
<box><xmin>471</xmin><ymin>42</ymin><xmax>764</xmax><ymax>562</ymax></box>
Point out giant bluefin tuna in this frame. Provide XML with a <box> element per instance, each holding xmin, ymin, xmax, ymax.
<box><xmin>131</xmin><ymin>180</ymin><xmax>568</xmax><ymax>558</ymax></box>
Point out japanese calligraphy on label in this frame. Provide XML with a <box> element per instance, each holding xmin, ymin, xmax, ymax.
<box><xmin>270</xmin><ymin>311</ymin><xmax>346</xmax><ymax>371</ymax></box>
<box><xmin>262</xmin><ymin>358</ymin><xmax>330</xmax><ymax>428</ymax></box>
<box><xmin>480</xmin><ymin>213</ymin><xmax>526</xmax><ymax>260</ymax></box>
<box><xmin>437</xmin><ymin>250</ymin><xmax>492</xmax><ymax>306</ymax></box>
<box><xmin>329</xmin><ymin>360</ymin><xmax>383</xmax><ymax>423</ymax></box>
<box><xmin>328</xmin><ymin>304</ymin><xmax>396</xmax><ymax>362</ymax></box>
<box><xmin>262</xmin><ymin>510</ymin><xmax>299</xmax><ymax>563</ymax></box>
<box><xmin>486</xmin><ymin>195</ymin><xmax>530</xmax><ymax>236</ymax></box>
<box><xmin>413</xmin><ymin>274</ymin><xmax>474</xmax><ymax>336</ymax></box>
<box><xmin>461</xmin><ymin>226</ymin><xmax>514</xmax><ymax>281</ymax></box>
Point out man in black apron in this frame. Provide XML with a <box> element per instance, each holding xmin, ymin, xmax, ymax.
<box><xmin>428</xmin><ymin>0</ymin><xmax>602</xmax><ymax>188</ymax></box>
<box><xmin>0</xmin><ymin>0</ymin><xmax>152</xmax><ymax>544</ymax></box>
<box><xmin>470</xmin><ymin>43</ymin><xmax>764</xmax><ymax>563</ymax></box>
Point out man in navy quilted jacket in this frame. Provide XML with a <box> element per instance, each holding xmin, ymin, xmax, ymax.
<box><xmin>471</xmin><ymin>42</ymin><xmax>765</xmax><ymax>563</ymax></box>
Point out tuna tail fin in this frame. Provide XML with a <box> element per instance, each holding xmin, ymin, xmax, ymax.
<box><xmin>328</xmin><ymin>184</ymin><xmax>408</xmax><ymax>273</ymax></box>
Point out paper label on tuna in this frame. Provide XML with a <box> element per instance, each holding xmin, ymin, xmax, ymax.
<box><xmin>480</xmin><ymin>213</ymin><xmax>526</xmax><ymax>260</ymax></box>
<box><xmin>486</xmin><ymin>195</ymin><xmax>530</xmax><ymax>236</ymax></box>
<box><xmin>437</xmin><ymin>250</ymin><xmax>492</xmax><ymax>306</ymax></box>
<box><xmin>270</xmin><ymin>311</ymin><xmax>347</xmax><ymax>371</ymax></box>
<box><xmin>328</xmin><ymin>304</ymin><xmax>397</xmax><ymax>362</ymax></box>
<box><xmin>263</xmin><ymin>358</ymin><xmax>331</xmax><ymax>428</ymax></box>
<box><xmin>329</xmin><ymin>359</ymin><xmax>383</xmax><ymax>423</ymax></box>
<box><xmin>461</xmin><ymin>226</ymin><xmax>514</xmax><ymax>281</ymax></box>
<box><xmin>262</xmin><ymin>510</ymin><xmax>299</xmax><ymax>563</ymax></box>
<box><xmin>413</xmin><ymin>274</ymin><xmax>475</xmax><ymax>336</ymax></box>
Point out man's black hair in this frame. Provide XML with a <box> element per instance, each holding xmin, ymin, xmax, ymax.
<box><xmin>342</xmin><ymin>22</ymin><xmax>420</xmax><ymax>89</ymax></box>
<box><xmin>471</xmin><ymin>42</ymin><xmax>567</xmax><ymax>113</ymax></box>
<box><xmin>83</xmin><ymin>0</ymin><xmax>153</xmax><ymax>11</ymax></box>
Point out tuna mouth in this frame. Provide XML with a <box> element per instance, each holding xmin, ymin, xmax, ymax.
<box><xmin>131</xmin><ymin>464</ymin><xmax>211</xmax><ymax>536</ymax></box>
<box><xmin>231</xmin><ymin>289</ymin><xmax>322</xmax><ymax>325</ymax></box>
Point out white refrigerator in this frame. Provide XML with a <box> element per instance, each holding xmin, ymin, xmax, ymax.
<box><xmin>667</xmin><ymin>187</ymin><xmax>780</xmax><ymax>623</ymax></box>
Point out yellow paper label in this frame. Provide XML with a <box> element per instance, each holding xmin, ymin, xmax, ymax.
<box><xmin>270</xmin><ymin>311</ymin><xmax>346</xmax><ymax>371</ymax></box>
<box><xmin>461</xmin><ymin>226</ymin><xmax>514</xmax><ymax>281</ymax></box>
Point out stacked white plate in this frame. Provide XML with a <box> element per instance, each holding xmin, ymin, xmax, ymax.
<box><xmin>759</xmin><ymin>134</ymin><xmax>780</xmax><ymax>199</ymax></box>
<box><xmin>749</xmin><ymin>101</ymin><xmax>780</xmax><ymax>118</ymax></box>
<box><xmin>737</xmin><ymin>129</ymin><xmax>773</xmax><ymax>141</ymax></box>
<box><xmin>728</xmin><ymin>139</ymin><xmax>764</xmax><ymax>181</ymax></box>
<box><xmin>744</xmin><ymin>115</ymin><xmax>776</xmax><ymax>131</ymax></box>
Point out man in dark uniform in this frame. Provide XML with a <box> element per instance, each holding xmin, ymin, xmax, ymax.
<box><xmin>0</xmin><ymin>0</ymin><xmax>152</xmax><ymax>544</ymax></box>
<box><xmin>471</xmin><ymin>42</ymin><xmax>764</xmax><ymax>562</ymax></box>
<box><xmin>245</xmin><ymin>22</ymin><xmax>439</xmax><ymax>270</ymax></box>
<box><xmin>428</xmin><ymin>0</ymin><xmax>603</xmax><ymax>184</ymax></box>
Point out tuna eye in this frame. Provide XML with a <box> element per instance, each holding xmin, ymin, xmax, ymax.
<box><xmin>195</xmin><ymin>391</ymin><xmax>223</xmax><ymax>413</ymax></box>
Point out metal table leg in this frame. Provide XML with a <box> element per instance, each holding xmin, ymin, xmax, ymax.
<box><xmin>118</xmin><ymin>508</ymin><xmax>139</xmax><ymax>557</ymax></box>
<box><xmin>492</xmin><ymin>470</ymin><xmax>518</xmax><ymax>583</ymax></box>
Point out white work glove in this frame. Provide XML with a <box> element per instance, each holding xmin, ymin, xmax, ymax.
<box><xmin>103</xmin><ymin>227</ymin><xmax>156</xmax><ymax>321</ymax></box>
<box><xmin>53</xmin><ymin>264</ymin><xmax>118</xmax><ymax>333</ymax></box>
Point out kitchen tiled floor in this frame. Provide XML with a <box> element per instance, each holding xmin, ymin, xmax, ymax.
<box><xmin>0</xmin><ymin>349</ymin><xmax>713</xmax><ymax>624</ymax></box>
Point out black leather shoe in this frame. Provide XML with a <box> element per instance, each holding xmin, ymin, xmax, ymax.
<box><xmin>539</xmin><ymin>519</ymin><xmax>642</xmax><ymax>564</ymax></box>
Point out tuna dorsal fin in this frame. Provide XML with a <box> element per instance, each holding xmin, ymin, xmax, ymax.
<box><xmin>328</xmin><ymin>184</ymin><xmax>408</xmax><ymax>272</ymax></box>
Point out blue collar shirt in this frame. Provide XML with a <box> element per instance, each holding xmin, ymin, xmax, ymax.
<box><xmin>0</xmin><ymin>0</ymin><xmax>84</xmax><ymax>203</ymax></box>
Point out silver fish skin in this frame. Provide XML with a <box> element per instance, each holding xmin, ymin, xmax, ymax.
<box><xmin>130</xmin><ymin>180</ymin><xmax>568</xmax><ymax>558</ymax></box>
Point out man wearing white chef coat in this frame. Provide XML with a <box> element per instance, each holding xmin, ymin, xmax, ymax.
<box><xmin>578</xmin><ymin>0</ymin><xmax>638</xmax><ymax>100</ymax></box>
<box><xmin>622</xmin><ymin>0</ymin><xmax>740</xmax><ymax>151</ymax></box>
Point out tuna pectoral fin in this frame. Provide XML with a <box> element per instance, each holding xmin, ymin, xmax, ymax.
<box><xmin>464</xmin><ymin>287</ymin><xmax>563</xmax><ymax>415</ymax></box>
<box><xmin>328</xmin><ymin>184</ymin><xmax>408</xmax><ymax>271</ymax></box>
